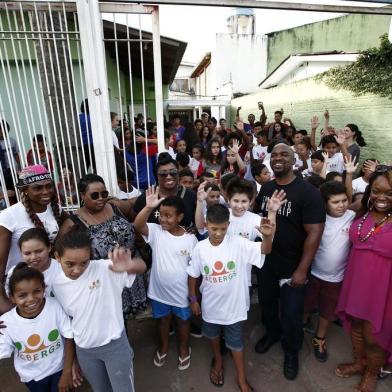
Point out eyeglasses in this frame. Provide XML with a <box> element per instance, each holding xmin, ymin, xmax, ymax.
<box><xmin>375</xmin><ymin>165</ymin><xmax>392</xmax><ymax>173</ymax></box>
<box><xmin>157</xmin><ymin>170</ymin><xmax>178</xmax><ymax>178</ymax></box>
<box><xmin>89</xmin><ymin>190</ymin><xmax>109</xmax><ymax>200</ymax></box>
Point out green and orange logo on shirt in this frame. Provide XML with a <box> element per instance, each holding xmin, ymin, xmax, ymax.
<box><xmin>13</xmin><ymin>329</ymin><xmax>62</xmax><ymax>361</ymax></box>
<box><xmin>203</xmin><ymin>260</ymin><xmax>237</xmax><ymax>283</ymax></box>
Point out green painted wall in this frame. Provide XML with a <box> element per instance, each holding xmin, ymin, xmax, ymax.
<box><xmin>267</xmin><ymin>14</ymin><xmax>391</xmax><ymax>75</ymax></box>
<box><xmin>0</xmin><ymin>55</ymin><xmax>168</xmax><ymax>154</ymax></box>
<box><xmin>231</xmin><ymin>77</ymin><xmax>392</xmax><ymax>164</ymax></box>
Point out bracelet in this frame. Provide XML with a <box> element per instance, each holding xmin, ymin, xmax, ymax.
<box><xmin>188</xmin><ymin>295</ymin><xmax>198</xmax><ymax>304</ymax></box>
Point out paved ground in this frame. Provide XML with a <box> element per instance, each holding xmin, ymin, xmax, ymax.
<box><xmin>1</xmin><ymin>306</ymin><xmax>391</xmax><ymax>392</ymax></box>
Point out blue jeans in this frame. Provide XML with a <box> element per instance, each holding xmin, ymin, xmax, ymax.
<box><xmin>257</xmin><ymin>262</ymin><xmax>307</xmax><ymax>353</ymax></box>
<box><xmin>25</xmin><ymin>371</ymin><xmax>62</xmax><ymax>392</ymax></box>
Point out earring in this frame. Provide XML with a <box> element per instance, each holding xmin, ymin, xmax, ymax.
<box><xmin>367</xmin><ymin>198</ymin><xmax>373</xmax><ymax>211</ymax></box>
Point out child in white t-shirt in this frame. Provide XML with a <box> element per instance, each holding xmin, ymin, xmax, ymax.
<box><xmin>320</xmin><ymin>134</ymin><xmax>348</xmax><ymax>174</ymax></box>
<box><xmin>52</xmin><ymin>227</ymin><xmax>146</xmax><ymax>392</ymax></box>
<box><xmin>5</xmin><ymin>228</ymin><xmax>60</xmax><ymax>299</ymax></box>
<box><xmin>134</xmin><ymin>188</ymin><xmax>198</xmax><ymax>371</ymax></box>
<box><xmin>0</xmin><ymin>263</ymin><xmax>74</xmax><ymax>391</ymax></box>
<box><xmin>304</xmin><ymin>180</ymin><xmax>355</xmax><ymax>363</ymax></box>
<box><xmin>188</xmin><ymin>198</ymin><xmax>283</xmax><ymax>391</ymax></box>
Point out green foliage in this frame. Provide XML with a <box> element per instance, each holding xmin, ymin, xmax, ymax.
<box><xmin>317</xmin><ymin>34</ymin><xmax>392</xmax><ymax>99</ymax></box>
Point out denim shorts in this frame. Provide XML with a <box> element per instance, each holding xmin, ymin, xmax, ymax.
<box><xmin>151</xmin><ymin>299</ymin><xmax>192</xmax><ymax>321</ymax></box>
<box><xmin>202</xmin><ymin>320</ymin><xmax>244</xmax><ymax>351</ymax></box>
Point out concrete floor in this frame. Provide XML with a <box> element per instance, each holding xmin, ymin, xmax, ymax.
<box><xmin>1</xmin><ymin>306</ymin><xmax>392</xmax><ymax>392</ymax></box>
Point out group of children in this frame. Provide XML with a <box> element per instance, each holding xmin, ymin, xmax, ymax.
<box><xmin>0</xmin><ymin>110</ymin><xmax>386</xmax><ymax>392</ymax></box>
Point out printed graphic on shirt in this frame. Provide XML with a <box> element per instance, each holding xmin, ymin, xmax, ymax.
<box><xmin>14</xmin><ymin>329</ymin><xmax>62</xmax><ymax>361</ymax></box>
<box><xmin>203</xmin><ymin>260</ymin><xmax>236</xmax><ymax>283</ymax></box>
<box><xmin>88</xmin><ymin>279</ymin><xmax>101</xmax><ymax>291</ymax></box>
<box><xmin>260</xmin><ymin>195</ymin><xmax>291</xmax><ymax>217</ymax></box>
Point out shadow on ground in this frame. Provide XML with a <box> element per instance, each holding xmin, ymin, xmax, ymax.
<box><xmin>1</xmin><ymin>305</ymin><xmax>391</xmax><ymax>392</ymax></box>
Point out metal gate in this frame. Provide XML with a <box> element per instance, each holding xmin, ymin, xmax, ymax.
<box><xmin>0</xmin><ymin>0</ymin><xmax>164</xmax><ymax>210</ymax></box>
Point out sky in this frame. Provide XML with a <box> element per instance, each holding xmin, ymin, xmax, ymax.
<box><xmin>104</xmin><ymin>0</ymin><xmax>387</xmax><ymax>64</ymax></box>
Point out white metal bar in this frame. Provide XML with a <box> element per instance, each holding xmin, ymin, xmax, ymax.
<box><xmin>112</xmin><ymin>13</ymin><xmax>129</xmax><ymax>194</ymax></box>
<box><xmin>151</xmin><ymin>6</ymin><xmax>165</xmax><ymax>153</ymax></box>
<box><xmin>0</xmin><ymin>18</ymin><xmax>27</xmax><ymax>168</ymax></box>
<box><xmin>99</xmin><ymin>3</ymin><xmax>154</xmax><ymax>14</ymax></box>
<box><xmin>48</xmin><ymin>5</ymin><xmax>79</xmax><ymax>208</ymax></box>
<box><xmin>129</xmin><ymin>0</ymin><xmax>392</xmax><ymax>15</ymax></box>
<box><xmin>58</xmin><ymin>7</ymin><xmax>81</xmax><ymax>205</ymax></box>
<box><xmin>76</xmin><ymin>0</ymin><xmax>118</xmax><ymax>195</ymax></box>
<box><xmin>61</xmin><ymin>4</ymin><xmax>85</xmax><ymax>181</ymax></box>
<box><xmin>138</xmin><ymin>14</ymin><xmax>150</xmax><ymax>186</ymax></box>
<box><xmin>74</xmin><ymin>12</ymin><xmax>91</xmax><ymax>174</ymax></box>
<box><xmin>6</xmin><ymin>6</ymin><xmax>40</xmax><ymax>167</ymax></box>
<box><xmin>126</xmin><ymin>13</ymin><xmax>140</xmax><ymax>190</ymax></box>
<box><xmin>31</xmin><ymin>4</ymin><xmax>67</xmax><ymax>207</ymax></box>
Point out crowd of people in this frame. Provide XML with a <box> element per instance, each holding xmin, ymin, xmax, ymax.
<box><xmin>0</xmin><ymin>103</ymin><xmax>390</xmax><ymax>392</ymax></box>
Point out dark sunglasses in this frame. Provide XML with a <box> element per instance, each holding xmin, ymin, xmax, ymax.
<box><xmin>89</xmin><ymin>190</ymin><xmax>109</xmax><ymax>200</ymax></box>
<box><xmin>375</xmin><ymin>165</ymin><xmax>392</xmax><ymax>173</ymax></box>
<box><xmin>157</xmin><ymin>170</ymin><xmax>178</xmax><ymax>178</ymax></box>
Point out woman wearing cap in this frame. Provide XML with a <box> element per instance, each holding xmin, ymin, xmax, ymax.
<box><xmin>0</xmin><ymin>165</ymin><xmax>64</xmax><ymax>282</ymax></box>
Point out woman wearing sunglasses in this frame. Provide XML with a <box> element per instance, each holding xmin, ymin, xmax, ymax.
<box><xmin>133</xmin><ymin>152</ymin><xmax>196</xmax><ymax>228</ymax></box>
<box><xmin>0</xmin><ymin>164</ymin><xmax>65</xmax><ymax>286</ymax></box>
<box><xmin>336</xmin><ymin>165</ymin><xmax>392</xmax><ymax>392</ymax></box>
<box><xmin>59</xmin><ymin>173</ymin><xmax>147</xmax><ymax>319</ymax></box>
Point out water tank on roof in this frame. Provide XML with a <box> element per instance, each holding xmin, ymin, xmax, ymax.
<box><xmin>226</xmin><ymin>7</ymin><xmax>255</xmax><ymax>35</ymax></box>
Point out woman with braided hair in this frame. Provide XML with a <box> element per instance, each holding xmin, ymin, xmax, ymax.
<box><xmin>0</xmin><ymin>165</ymin><xmax>64</xmax><ymax>283</ymax></box>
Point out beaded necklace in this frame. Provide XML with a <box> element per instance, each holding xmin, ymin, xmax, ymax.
<box><xmin>357</xmin><ymin>211</ymin><xmax>391</xmax><ymax>242</ymax></box>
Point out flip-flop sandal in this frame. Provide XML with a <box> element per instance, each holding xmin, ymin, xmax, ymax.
<box><xmin>379</xmin><ymin>367</ymin><xmax>392</xmax><ymax>380</ymax></box>
<box><xmin>178</xmin><ymin>347</ymin><xmax>191</xmax><ymax>371</ymax></box>
<box><xmin>210</xmin><ymin>358</ymin><xmax>224</xmax><ymax>387</ymax></box>
<box><xmin>153</xmin><ymin>350</ymin><xmax>168</xmax><ymax>367</ymax></box>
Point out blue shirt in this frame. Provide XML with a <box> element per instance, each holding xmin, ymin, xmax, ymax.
<box><xmin>79</xmin><ymin>113</ymin><xmax>93</xmax><ymax>145</ymax></box>
<box><xmin>125</xmin><ymin>150</ymin><xmax>156</xmax><ymax>190</ymax></box>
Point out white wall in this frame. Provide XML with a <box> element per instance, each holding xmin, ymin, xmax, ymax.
<box><xmin>279</xmin><ymin>60</ymin><xmax>353</xmax><ymax>85</ymax></box>
<box><xmin>214</xmin><ymin>33</ymin><xmax>267</xmax><ymax>95</ymax></box>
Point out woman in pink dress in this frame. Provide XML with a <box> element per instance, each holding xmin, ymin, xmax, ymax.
<box><xmin>336</xmin><ymin>165</ymin><xmax>392</xmax><ymax>392</ymax></box>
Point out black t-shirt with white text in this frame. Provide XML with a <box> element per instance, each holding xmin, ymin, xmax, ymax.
<box><xmin>256</xmin><ymin>177</ymin><xmax>326</xmax><ymax>278</ymax></box>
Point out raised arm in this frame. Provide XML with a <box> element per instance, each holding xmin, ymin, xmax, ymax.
<box><xmin>258</xmin><ymin>102</ymin><xmax>267</xmax><ymax>127</ymax></box>
<box><xmin>229</xmin><ymin>140</ymin><xmax>245</xmax><ymax>172</ymax></box>
<box><xmin>256</xmin><ymin>190</ymin><xmax>287</xmax><ymax>254</ymax></box>
<box><xmin>320</xmin><ymin>151</ymin><xmax>329</xmax><ymax>179</ymax></box>
<box><xmin>310</xmin><ymin>116</ymin><xmax>320</xmax><ymax>151</ymax></box>
<box><xmin>323</xmin><ymin>109</ymin><xmax>330</xmax><ymax>130</ymax></box>
<box><xmin>133</xmin><ymin>186</ymin><xmax>164</xmax><ymax>236</ymax></box>
<box><xmin>344</xmin><ymin>155</ymin><xmax>359</xmax><ymax>204</ymax></box>
<box><xmin>235</xmin><ymin>106</ymin><xmax>241</xmax><ymax>122</ymax></box>
<box><xmin>109</xmin><ymin>247</ymin><xmax>147</xmax><ymax>274</ymax></box>
<box><xmin>335</xmin><ymin>132</ymin><xmax>349</xmax><ymax>159</ymax></box>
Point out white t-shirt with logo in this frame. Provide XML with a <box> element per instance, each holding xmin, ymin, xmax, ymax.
<box><xmin>5</xmin><ymin>259</ymin><xmax>61</xmax><ymax>298</ymax></box>
<box><xmin>143</xmin><ymin>223</ymin><xmax>197</xmax><ymax>308</ymax></box>
<box><xmin>311</xmin><ymin>210</ymin><xmax>355</xmax><ymax>282</ymax></box>
<box><xmin>252</xmin><ymin>145</ymin><xmax>268</xmax><ymax>161</ymax></box>
<box><xmin>352</xmin><ymin>177</ymin><xmax>368</xmax><ymax>194</ymax></box>
<box><xmin>52</xmin><ymin>259</ymin><xmax>135</xmax><ymax>349</ymax></box>
<box><xmin>327</xmin><ymin>152</ymin><xmax>345</xmax><ymax>174</ymax></box>
<box><xmin>187</xmin><ymin>234</ymin><xmax>264</xmax><ymax>325</ymax></box>
<box><xmin>0</xmin><ymin>202</ymin><xmax>60</xmax><ymax>273</ymax></box>
<box><xmin>228</xmin><ymin>210</ymin><xmax>262</xmax><ymax>288</ymax></box>
<box><xmin>0</xmin><ymin>297</ymin><xmax>73</xmax><ymax>383</ymax></box>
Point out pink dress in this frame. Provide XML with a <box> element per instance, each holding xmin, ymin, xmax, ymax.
<box><xmin>336</xmin><ymin>214</ymin><xmax>392</xmax><ymax>362</ymax></box>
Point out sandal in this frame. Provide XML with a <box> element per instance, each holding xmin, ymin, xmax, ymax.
<box><xmin>153</xmin><ymin>350</ymin><xmax>168</xmax><ymax>367</ymax></box>
<box><xmin>178</xmin><ymin>347</ymin><xmax>191</xmax><ymax>371</ymax></box>
<box><xmin>210</xmin><ymin>358</ymin><xmax>224</xmax><ymax>387</ymax></box>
